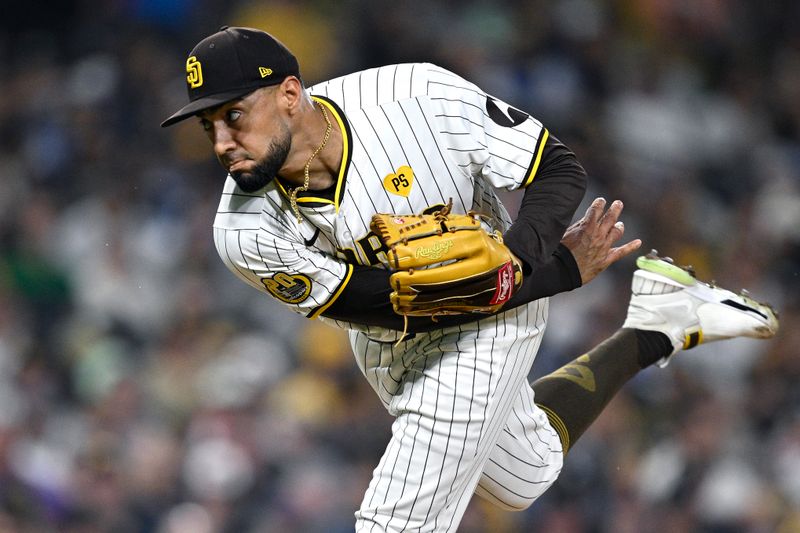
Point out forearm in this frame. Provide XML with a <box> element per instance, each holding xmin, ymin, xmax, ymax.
<box><xmin>321</xmin><ymin>266</ymin><xmax>475</xmax><ymax>332</ymax></box>
<box><xmin>507</xmin><ymin>243</ymin><xmax>581</xmax><ymax>307</ymax></box>
<box><xmin>322</xmin><ymin>248</ymin><xmax>581</xmax><ymax>333</ymax></box>
<box><xmin>503</xmin><ymin>135</ymin><xmax>587</xmax><ymax>275</ymax></box>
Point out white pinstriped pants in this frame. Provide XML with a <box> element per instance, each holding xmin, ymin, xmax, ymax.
<box><xmin>350</xmin><ymin>299</ymin><xmax>563</xmax><ymax>532</ymax></box>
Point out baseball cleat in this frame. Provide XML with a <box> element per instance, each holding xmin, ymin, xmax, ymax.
<box><xmin>623</xmin><ymin>250</ymin><xmax>779</xmax><ymax>366</ymax></box>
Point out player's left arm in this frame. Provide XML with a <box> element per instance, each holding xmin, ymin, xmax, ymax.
<box><xmin>502</xmin><ymin>133</ymin><xmax>587</xmax><ymax>276</ymax></box>
<box><xmin>503</xmin><ymin>143</ymin><xmax>642</xmax><ymax>286</ymax></box>
<box><xmin>426</xmin><ymin>66</ymin><xmax>587</xmax><ymax>282</ymax></box>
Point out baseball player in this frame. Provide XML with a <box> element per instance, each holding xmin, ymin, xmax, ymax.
<box><xmin>162</xmin><ymin>27</ymin><xmax>779</xmax><ymax>532</ymax></box>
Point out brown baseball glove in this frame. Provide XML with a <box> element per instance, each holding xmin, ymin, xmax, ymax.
<box><xmin>370</xmin><ymin>201</ymin><xmax>523</xmax><ymax>317</ymax></box>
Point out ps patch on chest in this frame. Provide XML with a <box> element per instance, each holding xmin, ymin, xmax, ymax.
<box><xmin>383</xmin><ymin>165</ymin><xmax>414</xmax><ymax>197</ymax></box>
<box><xmin>262</xmin><ymin>272</ymin><xmax>312</xmax><ymax>303</ymax></box>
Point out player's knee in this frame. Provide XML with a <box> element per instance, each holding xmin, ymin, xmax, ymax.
<box><xmin>494</xmin><ymin>494</ymin><xmax>537</xmax><ymax>512</ymax></box>
<box><xmin>475</xmin><ymin>484</ymin><xmax>538</xmax><ymax>512</ymax></box>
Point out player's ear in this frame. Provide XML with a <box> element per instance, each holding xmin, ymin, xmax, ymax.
<box><xmin>277</xmin><ymin>76</ymin><xmax>304</xmax><ymax>114</ymax></box>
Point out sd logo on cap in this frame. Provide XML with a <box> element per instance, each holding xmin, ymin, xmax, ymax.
<box><xmin>162</xmin><ymin>26</ymin><xmax>300</xmax><ymax>127</ymax></box>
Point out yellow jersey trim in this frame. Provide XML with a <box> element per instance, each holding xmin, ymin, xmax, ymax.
<box><xmin>314</xmin><ymin>96</ymin><xmax>349</xmax><ymax>213</ymax></box>
<box><xmin>308</xmin><ymin>263</ymin><xmax>354</xmax><ymax>319</ymax></box>
<box><xmin>274</xmin><ymin>97</ymin><xmax>350</xmax><ymax>210</ymax></box>
<box><xmin>522</xmin><ymin>128</ymin><xmax>550</xmax><ymax>188</ymax></box>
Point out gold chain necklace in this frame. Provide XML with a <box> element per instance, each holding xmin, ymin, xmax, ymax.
<box><xmin>289</xmin><ymin>101</ymin><xmax>332</xmax><ymax>223</ymax></box>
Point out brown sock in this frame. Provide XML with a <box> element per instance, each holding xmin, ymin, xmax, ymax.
<box><xmin>532</xmin><ymin>328</ymin><xmax>671</xmax><ymax>454</ymax></box>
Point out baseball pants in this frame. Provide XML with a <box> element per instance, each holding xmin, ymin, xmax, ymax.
<box><xmin>351</xmin><ymin>299</ymin><xmax>563</xmax><ymax>532</ymax></box>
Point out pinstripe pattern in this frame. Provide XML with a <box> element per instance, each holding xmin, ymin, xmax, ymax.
<box><xmin>475</xmin><ymin>390</ymin><xmax>563</xmax><ymax>511</ymax></box>
<box><xmin>352</xmin><ymin>299</ymin><xmax>557</xmax><ymax>532</ymax></box>
<box><xmin>213</xmin><ymin>63</ymin><xmax>546</xmax><ymax>326</ymax></box>
<box><xmin>211</xmin><ymin>63</ymin><xmax>560</xmax><ymax>531</ymax></box>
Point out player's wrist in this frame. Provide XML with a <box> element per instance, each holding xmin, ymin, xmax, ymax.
<box><xmin>553</xmin><ymin>243</ymin><xmax>582</xmax><ymax>289</ymax></box>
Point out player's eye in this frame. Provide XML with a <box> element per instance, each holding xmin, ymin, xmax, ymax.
<box><xmin>199</xmin><ymin>118</ymin><xmax>212</xmax><ymax>131</ymax></box>
<box><xmin>226</xmin><ymin>110</ymin><xmax>241</xmax><ymax>123</ymax></box>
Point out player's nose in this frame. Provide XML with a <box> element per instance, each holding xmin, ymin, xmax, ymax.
<box><xmin>211</xmin><ymin>124</ymin><xmax>237</xmax><ymax>156</ymax></box>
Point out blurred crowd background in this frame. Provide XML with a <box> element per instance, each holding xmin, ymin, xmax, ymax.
<box><xmin>1</xmin><ymin>0</ymin><xmax>799</xmax><ymax>531</ymax></box>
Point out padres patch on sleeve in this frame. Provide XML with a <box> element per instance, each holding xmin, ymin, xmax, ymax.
<box><xmin>261</xmin><ymin>272</ymin><xmax>312</xmax><ymax>304</ymax></box>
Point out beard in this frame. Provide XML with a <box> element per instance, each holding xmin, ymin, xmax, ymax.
<box><xmin>230</xmin><ymin>127</ymin><xmax>291</xmax><ymax>193</ymax></box>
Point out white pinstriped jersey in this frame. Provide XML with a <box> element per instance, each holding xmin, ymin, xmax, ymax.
<box><xmin>213</xmin><ymin>63</ymin><xmax>549</xmax><ymax>338</ymax></box>
<box><xmin>213</xmin><ymin>62</ymin><xmax>564</xmax><ymax>531</ymax></box>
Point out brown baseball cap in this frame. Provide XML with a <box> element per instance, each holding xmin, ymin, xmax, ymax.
<box><xmin>161</xmin><ymin>26</ymin><xmax>300</xmax><ymax>127</ymax></box>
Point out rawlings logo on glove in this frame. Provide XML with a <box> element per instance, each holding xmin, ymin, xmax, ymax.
<box><xmin>370</xmin><ymin>200</ymin><xmax>523</xmax><ymax>317</ymax></box>
<box><xmin>415</xmin><ymin>239</ymin><xmax>455</xmax><ymax>260</ymax></box>
<box><xmin>491</xmin><ymin>262</ymin><xmax>516</xmax><ymax>305</ymax></box>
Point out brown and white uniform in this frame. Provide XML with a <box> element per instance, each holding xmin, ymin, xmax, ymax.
<box><xmin>214</xmin><ymin>63</ymin><xmax>585</xmax><ymax>532</ymax></box>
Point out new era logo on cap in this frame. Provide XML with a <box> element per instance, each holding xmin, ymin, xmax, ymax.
<box><xmin>161</xmin><ymin>26</ymin><xmax>300</xmax><ymax>127</ymax></box>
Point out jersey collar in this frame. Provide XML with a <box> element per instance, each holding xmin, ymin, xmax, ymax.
<box><xmin>274</xmin><ymin>96</ymin><xmax>352</xmax><ymax>212</ymax></box>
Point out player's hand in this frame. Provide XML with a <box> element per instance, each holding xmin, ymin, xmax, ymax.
<box><xmin>560</xmin><ymin>197</ymin><xmax>642</xmax><ymax>285</ymax></box>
